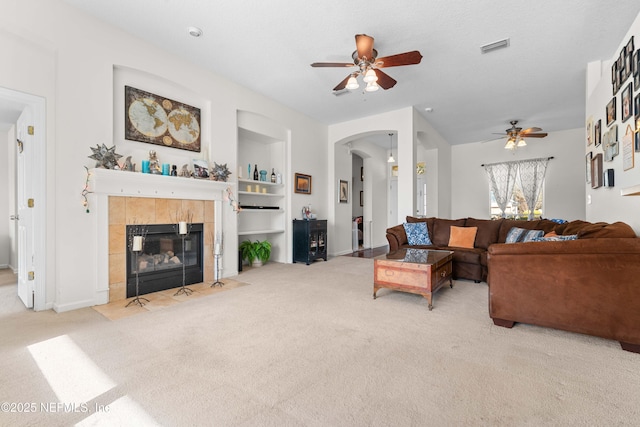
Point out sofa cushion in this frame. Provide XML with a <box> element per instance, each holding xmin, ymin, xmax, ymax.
<box><xmin>505</xmin><ymin>227</ymin><xmax>544</xmax><ymax>243</ymax></box>
<box><xmin>448</xmin><ymin>226</ymin><xmax>477</xmax><ymax>248</ymax></box>
<box><xmin>432</xmin><ymin>218</ymin><xmax>466</xmax><ymax>246</ymax></box>
<box><xmin>403</xmin><ymin>222</ymin><xmax>432</xmax><ymax>245</ymax></box>
<box><xmin>451</xmin><ymin>247</ymin><xmax>483</xmax><ymax>265</ymax></box>
<box><xmin>465</xmin><ymin>218</ymin><xmax>502</xmax><ymax>249</ymax></box>
<box><xmin>577</xmin><ymin>221</ymin><xmax>637</xmax><ymax>239</ymax></box>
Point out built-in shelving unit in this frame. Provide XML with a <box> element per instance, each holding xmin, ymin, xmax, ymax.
<box><xmin>237</xmin><ymin>119</ymin><xmax>288</xmax><ymax>264</ymax></box>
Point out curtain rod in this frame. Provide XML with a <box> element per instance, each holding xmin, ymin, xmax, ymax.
<box><xmin>481</xmin><ymin>156</ymin><xmax>554</xmax><ymax>167</ymax></box>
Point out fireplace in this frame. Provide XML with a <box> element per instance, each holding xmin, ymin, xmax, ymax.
<box><xmin>126</xmin><ymin>223</ymin><xmax>204</xmax><ymax>297</ymax></box>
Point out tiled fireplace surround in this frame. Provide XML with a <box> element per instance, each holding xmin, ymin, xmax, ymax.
<box><xmin>91</xmin><ymin>168</ymin><xmax>228</xmax><ymax>305</ymax></box>
<box><xmin>108</xmin><ymin>196</ymin><xmax>215</xmax><ymax>302</ymax></box>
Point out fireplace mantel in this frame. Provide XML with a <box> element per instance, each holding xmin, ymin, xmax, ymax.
<box><xmin>90</xmin><ymin>168</ymin><xmax>232</xmax><ymax>201</ymax></box>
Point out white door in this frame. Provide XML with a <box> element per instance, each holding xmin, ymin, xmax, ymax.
<box><xmin>16</xmin><ymin>107</ymin><xmax>35</xmax><ymax>308</ymax></box>
<box><xmin>389</xmin><ymin>178</ymin><xmax>398</xmax><ymax>227</ymax></box>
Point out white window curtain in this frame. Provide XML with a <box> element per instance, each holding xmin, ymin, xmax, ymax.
<box><xmin>483</xmin><ymin>162</ymin><xmax>518</xmax><ymax>218</ymax></box>
<box><xmin>517</xmin><ymin>158</ymin><xmax>550</xmax><ymax>220</ymax></box>
<box><xmin>483</xmin><ymin>157</ymin><xmax>551</xmax><ymax>219</ymax></box>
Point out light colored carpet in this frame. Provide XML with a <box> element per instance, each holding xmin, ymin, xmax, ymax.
<box><xmin>0</xmin><ymin>257</ymin><xmax>638</xmax><ymax>426</ymax></box>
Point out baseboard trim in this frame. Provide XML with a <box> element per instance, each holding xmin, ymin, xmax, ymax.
<box><xmin>53</xmin><ymin>299</ymin><xmax>96</xmax><ymax>313</ymax></box>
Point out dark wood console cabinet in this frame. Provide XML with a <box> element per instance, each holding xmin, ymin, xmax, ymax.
<box><xmin>292</xmin><ymin>219</ymin><xmax>327</xmax><ymax>264</ymax></box>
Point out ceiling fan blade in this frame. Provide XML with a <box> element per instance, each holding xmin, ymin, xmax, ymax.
<box><xmin>311</xmin><ymin>62</ymin><xmax>355</xmax><ymax>68</ymax></box>
<box><xmin>373</xmin><ymin>69</ymin><xmax>397</xmax><ymax>90</ymax></box>
<box><xmin>355</xmin><ymin>34</ymin><xmax>374</xmax><ymax>60</ymax></box>
<box><xmin>521</xmin><ymin>127</ymin><xmax>542</xmax><ymax>134</ymax></box>
<box><xmin>333</xmin><ymin>74</ymin><xmax>352</xmax><ymax>91</ymax></box>
<box><xmin>522</xmin><ymin>133</ymin><xmax>548</xmax><ymax>138</ymax></box>
<box><xmin>375</xmin><ymin>51</ymin><xmax>423</xmax><ymax>68</ymax></box>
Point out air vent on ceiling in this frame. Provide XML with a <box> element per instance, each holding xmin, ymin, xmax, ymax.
<box><xmin>480</xmin><ymin>38</ymin><xmax>510</xmax><ymax>54</ymax></box>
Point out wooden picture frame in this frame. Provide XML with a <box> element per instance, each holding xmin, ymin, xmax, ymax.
<box><xmin>591</xmin><ymin>153</ymin><xmax>603</xmax><ymax>189</ymax></box>
<box><xmin>339</xmin><ymin>180</ymin><xmax>348</xmax><ymax>203</ymax></box>
<box><xmin>622</xmin><ymin>125</ymin><xmax>634</xmax><ymax>171</ymax></box>
<box><xmin>606</xmin><ymin>97</ymin><xmax>617</xmax><ymax>126</ymax></box>
<box><xmin>622</xmin><ymin>82</ymin><xmax>633</xmax><ymax>122</ymax></box>
<box><xmin>294</xmin><ymin>173</ymin><xmax>312</xmax><ymax>194</ymax></box>
<box><xmin>586</xmin><ymin>116</ymin><xmax>594</xmax><ymax>146</ymax></box>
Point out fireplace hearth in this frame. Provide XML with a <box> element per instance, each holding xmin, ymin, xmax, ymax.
<box><xmin>126</xmin><ymin>223</ymin><xmax>204</xmax><ymax>297</ymax></box>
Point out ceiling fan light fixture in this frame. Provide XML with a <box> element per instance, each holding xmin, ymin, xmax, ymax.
<box><xmin>363</xmin><ymin>68</ymin><xmax>378</xmax><ymax>83</ymax></box>
<box><xmin>517</xmin><ymin>138</ymin><xmax>527</xmax><ymax>147</ymax></box>
<box><xmin>365</xmin><ymin>81</ymin><xmax>379</xmax><ymax>92</ymax></box>
<box><xmin>346</xmin><ymin>76</ymin><xmax>360</xmax><ymax>90</ymax></box>
<box><xmin>504</xmin><ymin>138</ymin><xmax>516</xmax><ymax>150</ymax></box>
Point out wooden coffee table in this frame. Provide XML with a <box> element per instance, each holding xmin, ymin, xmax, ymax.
<box><xmin>373</xmin><ymin>249</ymin><xmax>454</xmax><ymax>310</ymax></box>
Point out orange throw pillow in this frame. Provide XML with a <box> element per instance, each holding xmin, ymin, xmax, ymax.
<box><xmin>544</xmin><ymin>230</ymin><xmax>558</xmax><ymax>237</ymax></box>
<box><xmin>448</xmin><ymin>226</ymin><xmax>477</xmax><ymax>248</ymax></box>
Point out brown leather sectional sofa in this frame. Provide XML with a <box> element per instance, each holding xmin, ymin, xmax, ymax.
<box><xmin>385</xmin><ymin>216</ymin><xmax>640</xmax><ymax>353</ymax></box>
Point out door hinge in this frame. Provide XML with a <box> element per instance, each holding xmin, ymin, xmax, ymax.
<box><xmin>28</xmin><ymin>198</ymin><xmax>34</xmax><ymax>208</ymax></box>
<box><xmin>28</xmin><ymin>271</ymin><xmax>35</xmax><ymax>281</ymax></box>
<box><xmin>28</xmin><ymin>125</ymin><xmax>34</xmax><ymax>135</ymax></box>
<box><xmin>17</xmin><ymin>138</ymin><xmax>24</xmax><ymax>153</ymax></box>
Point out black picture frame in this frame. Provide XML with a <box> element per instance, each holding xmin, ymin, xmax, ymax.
<box><xmin>339</xmin><ymin>180</ymin><xmax>348</xmax><ymax>203</ymax></box>
<box><xmin>636</xmin><ymin>119</ymin><xmax>640</xmax><ymax>152</ymax></box>
<box><xmin>294</xmin><ymin>173</ymin><xmax>312</xmax><ymax>194</ymax></box>
<box><xmin>594</xmin><ymin>119</ymin><xmax>602</xmax><ymax>147</ymax></box>
<box><xmin>360</xmin><ymin>191</ymin><xmax>363</xmax><ymax>207</ymax></box>
<box><xmin>606</xmin><ymin>97</ymin><xmax>617</xmax><ymax>126</ymax></box>
<box><xmin>635</xmin><ymin>93</ymin><xmax>640</xmax><ymax>120</ymax></box>
<box><xmin>622</xmin><ymin>82</ymin><xmax>633</xmax><ymax>122</ymax></box>
<box><xmin>635</xmin><ymin>49</ymin><xmax>640</xmax><ymax>88</ymax></box>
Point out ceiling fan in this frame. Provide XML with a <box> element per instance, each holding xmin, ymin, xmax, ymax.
<box><xmin>497</xmin><ymin>120</ymin><xmax>548</xmax><ymax>150</ymax></box>
<box><xmin>311</xmin><ymin>34</ymin><xmax>422</xmax><ymax>92</ymax></box>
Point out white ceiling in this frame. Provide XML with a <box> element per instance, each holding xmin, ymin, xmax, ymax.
<box><xmin>11</xmin><ymin>1</ymin><xmax>640</xmax><ymax>145</ymax></box>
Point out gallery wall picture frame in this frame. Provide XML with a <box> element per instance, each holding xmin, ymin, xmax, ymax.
<box><xmin>622</xmin><ymin>82</ymin><xmax>633</xmax><ymax>122</ymax></box>
<box><xmin>339</xmin><ymin>180</ymin><xmax>349</xmax><ymax>203</ymax></box>
<box><xmin>125</xmin><ymin>86</ymin><xmax>201</xmax><ymax>152</ymax></box>
<box><xmin>606</xmin><ymin>97</ymin><xmax>617</xmax><ymax>126</ymax></box>
<box><xmin>591</xmin><ymin>153</ymin><xmax>603</xmax><ymax>189</ymax></box>
<box><xmin>586</xmin><ymin>116</ymin><xmax>594</xmax><ymax>146</ymax></box>
<box><xmin>294</xmin><ymin>173</ymin><xmax>312</xmax><ymax>194</ymax></box>
<box><xmin>622</xmin><ymin>124</ymin><xmax>634</xmax><ymax>171</ymax></box>
<box><xmin>594</xmin><ymin>119</ymin><xmax>602</xmax><ymax>147</ymax></box>
<box><xmin>634</xmin><ymin>49</ymin><xmax>640</xmax><ymax>88</ymax></box>
<box><xmin>635</xmin><ymin>93</ymin><xmax>640</xmax><ymax>120</ymax></box>
<box><xmin>585</xmin><ymin>152</ymin><xmax>592</xmax><ymax>184</ymax></box>
<box><xmin>360</xmin><ymin>166</ymin><xmax>364</xmax><ymax>181</ymax></box>
<box><xmin>360</xmin><ymin>190</ymin><xmax>363</xmax><ymax>207</ymax></box>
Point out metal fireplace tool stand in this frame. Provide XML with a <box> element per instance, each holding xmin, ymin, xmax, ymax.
<box><xmin>211</xmin><ymin>232</ymin><xmax>224</xmax><ymax>287</ymax></box>
<box><xmin>174</xmin><ymin>221</ymin><xmax>194</xmax><ymax>296</ymax></box>
<box><xmin>126</xmin><ymin>225</ymin><xmax>149</xmax><ymax>307</ymax></box>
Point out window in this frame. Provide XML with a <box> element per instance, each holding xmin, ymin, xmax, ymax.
<box><xmin>490</xmin><ymin>176</ymin><xmax>544</xmax><ymax>220</ymax></box>
<box><xmin>484</xmin><ymin>157</ymin><xmax>550</xmax><ymax>220</ymax></box>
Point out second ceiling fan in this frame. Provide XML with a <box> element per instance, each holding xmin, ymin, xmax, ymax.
<box><xmin>311</xmin><ymin>34</ymin><xmax>422</xmax><ymax>92</ymax></box>
<box><xmin>498</xmin><ymin>120</ymin><xmax>548</xmax><ymax>150</ymax></box>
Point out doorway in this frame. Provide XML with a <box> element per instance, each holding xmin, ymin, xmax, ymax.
<box><xmin>0</xmin><ymin>87</ymin><xmax>47</xmax><ymax>310</ymax></box>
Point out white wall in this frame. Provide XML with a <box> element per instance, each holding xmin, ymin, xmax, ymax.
<box><xmin>451</xmin><ymin>128</ymin><xmax>585</xmax><ymax>221</ymax></box>
<box><xmin>0</xmin><ymin>0</ymin><xmax>326</xmax><ymax>311</ymax></box>
<box><xmin>586</xmin><ymin>12</ymin><xmax>640</xmax><ymax>234</ymax></box>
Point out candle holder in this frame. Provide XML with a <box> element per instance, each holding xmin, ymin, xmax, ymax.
<box><xmin>174</xmin><ymin>219</ymin><xmax>194</xmax><ymax>296</ymax></box>
<box><xmin>126</xmin><ymin>225</ymin><xmax>149</xmax><ymax>307</ymax></box>
<box><xmin>211</xmin><ymin>232</ymin><xmax>224</xmax><ymax>287</ymax></box>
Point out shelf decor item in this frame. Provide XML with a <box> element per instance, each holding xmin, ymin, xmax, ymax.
<box><xmin>239</xmin><ymin>240</ymin><xmax>271</xmax><ymax>267</ymax></box>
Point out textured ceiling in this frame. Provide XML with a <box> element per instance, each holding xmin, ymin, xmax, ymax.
<box><xmin>40</xmin><ymin>1</ymin><xmax>640</xmax><ymax>144</ymax></box>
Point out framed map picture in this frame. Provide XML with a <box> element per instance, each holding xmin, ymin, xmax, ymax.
<box><xmin>125</xmin><ymin>86</ymin><xmax>201</xmax><ymax>152</ymax></box>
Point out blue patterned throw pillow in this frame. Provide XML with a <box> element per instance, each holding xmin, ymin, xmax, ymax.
<box><xmin>531</xmin><ymin>234</ymin><xmax>578</xmax><ymax>242</ymax></box>
<box><xmin>403</xmin><ymin>222</ymin><xmax>432</xmax><ymax>245</ymax></box>
<box><xmin>505</xmin><ymin>227</ymin><xmax>544</xmax><ymax>243</ymax></box>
